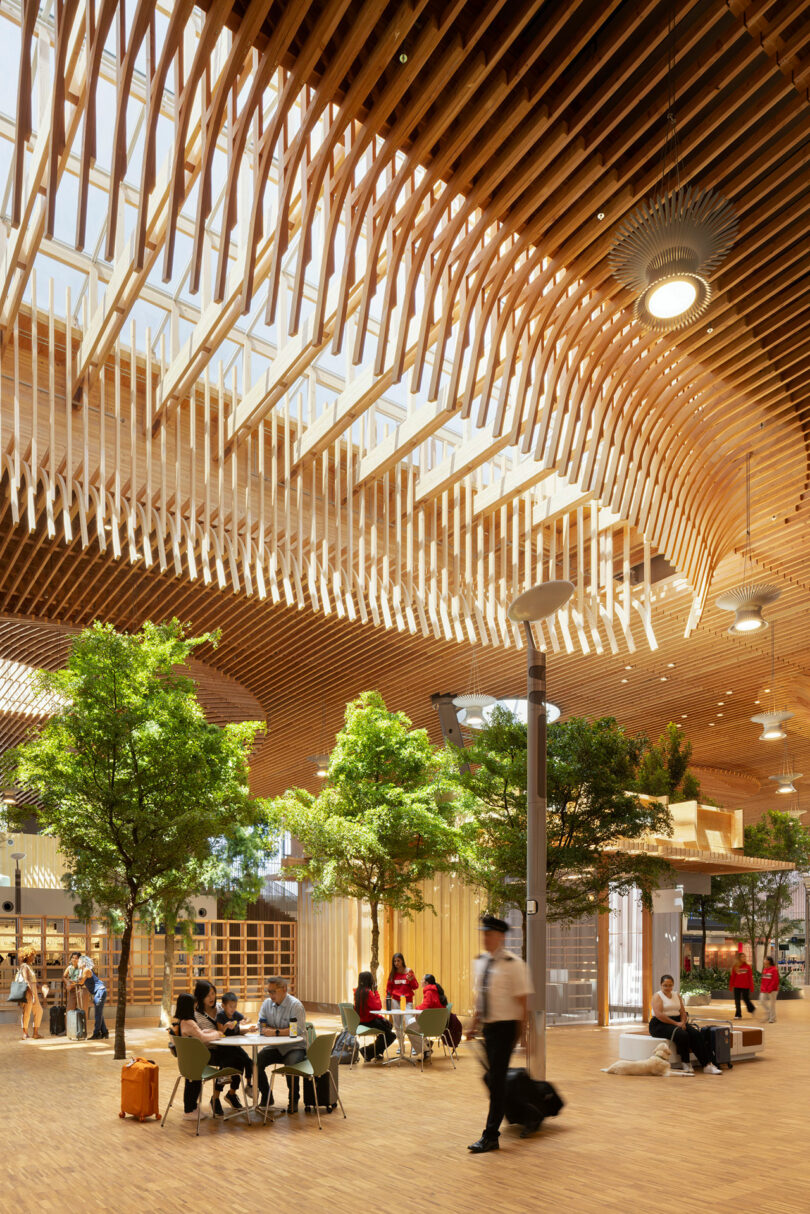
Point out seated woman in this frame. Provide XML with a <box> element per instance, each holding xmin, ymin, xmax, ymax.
<box><xmin>406</xmin><ymin>973</ymin><xmax>461</xmax><ymax>1057</ymax></box>
<box><xmin>354</xmin><ymin>971</ymin><xmax>396</xmax><ymax>1063</ymax></box>
<box><xmin>190</xmin><ymin>979</ymin><xmax>251</xmax><ymax>1115</ymax></box>
<box><xmin>172</xmin><ymin>992</ymin><xmax>225</xmax><ymax>1121</ymax></box>
<box><xmin>649</xmin><ymin>974</ymin><xmax>721</xmax><ymax>1075</ymax></box>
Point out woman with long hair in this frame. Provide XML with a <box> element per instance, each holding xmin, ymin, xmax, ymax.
<box><xmin>172</xmin><ymin>991</ymin><xmax>224</xmax><ymax>1120</ymax></box>
<box><xmin>406</xmin><ymin>973</ymin><xmax>463</xmax><ymax>1055</ymax></box>
<box><xmin>17</xmin><ymin>945</ymin><xmax>43</xmax><ymax>1040</ymax></box>
<box><xmin>354</xmin><ymin>971</ymin><xmax>396</xmax><ymax>1062</ymax></box>
<box><xmin>190</xmin><ymin>980</ymin><xmax>251</xmax><ymax>1116</ymax></box>
<box><xmin>385</xmin><ymin>953</ymin><xmax>419</xmax><ymax>1008</ymax></box>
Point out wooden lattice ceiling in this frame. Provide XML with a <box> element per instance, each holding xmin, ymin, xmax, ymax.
<box><xmin>0</xmin><ymin>0</ymin><xmax>808</xmax><ymax>818</ymax></box>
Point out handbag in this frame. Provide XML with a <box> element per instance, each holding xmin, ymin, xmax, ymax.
<box><xmin>9</xmin><ymin>970</ymin><xmax>29</xmax><ymax>1002</ymax></box>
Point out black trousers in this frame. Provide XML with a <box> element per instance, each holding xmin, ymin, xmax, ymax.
<box><xmin>648</xmin><ymin>1018</ymin><xmax>710</xmax><ymax>1066</ymax></box>
<box><xmin>257</xmin><ymin>1044</ymin><xmax>306</xmax><ymax>1101</ymax></box>
<box><xmin>734</xmin><ymin>989</ymin><xmax>755</xmax><ymax>1016</ymax></box>
<box><xmin>360</xmin><ymin>1014</ymin><xmax>397</xmax><ymax>1060</ymax></box>
<box><xmin>482</xmin><ymin>1020</ymin><xmax>519</xmax><ymax>1139</ymax></box>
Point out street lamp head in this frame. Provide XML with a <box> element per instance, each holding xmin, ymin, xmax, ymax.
<box><xmin>507</xmin><ymin>580</ymin><xmax>575</xmax><ymax>623</ymax></box>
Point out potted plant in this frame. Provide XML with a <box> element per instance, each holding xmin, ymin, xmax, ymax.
<box><xmin>680</xmin><ymin>979</ymin><xmax>711</xmax><ymax>1007</ymax></box>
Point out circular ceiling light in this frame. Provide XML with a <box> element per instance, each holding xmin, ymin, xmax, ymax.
<box><xmin>609</xmin><ymin>186</ymin><xmax>737</xmax><ymax>332</ymax></box>
<box><xmin>715</xmin><ymin>584</ymin><xmax>781</xmax><ymax>634</ymax></box>
<box><xmin>479</xmin><ymin>698</ymin><xmax>561</xmax><ymax>726</ymax></box>
<box><xmin>750</xmin><ymin>710</ymin><xmax>793</xmax><ymax>742</ymax></box>
<box><xmin>453</xmin><ymin>692</ymin><xmax>497</xmax><ymax>730</ymax></box>
<box><xmin>770</xmin><ymin>774</ymin><xmax>801</xmax><ymax>795</ymax></box>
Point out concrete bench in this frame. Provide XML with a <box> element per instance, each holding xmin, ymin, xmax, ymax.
<box><xmin>618</xmin><ymin>1027</ymin><xmax>764</xmax><ymax>1063</ymax></box>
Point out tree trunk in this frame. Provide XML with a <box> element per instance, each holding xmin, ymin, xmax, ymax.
<box><xmin>114</xmin><ymin>909</ymin><xmax>134</xmax><ymax>1061</ymax></box>
<box><xmin>700</xmin><ymin>900</ymin><xmax>707</xmax><ymax>970</ymax></box>
<box><xmin>160</xmin><ymin>927</ymin><xmax>176</xmax><ymax>1028</ymax></box>
<box><xmin>369</xmin><ymin>900</ymin><xmax>380</xmax><ymax>980</ymax></box>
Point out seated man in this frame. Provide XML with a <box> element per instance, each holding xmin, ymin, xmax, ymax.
<box><xmin>256</xmin><ymin>976</ymin><xmax>306</xmax><ymax>1113</ymax></box>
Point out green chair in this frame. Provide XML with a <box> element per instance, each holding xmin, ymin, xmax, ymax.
<box><xmin>405</xmin><ymin>1009</ymin><xmax>454</xmax><ymax>1072</ymax></box>
<box><xmin>271</xmin><ymin>1032</ymin><xmax>346</xmax><ymax>1130</ymax></box>
<box><xmin>162</xmin><ymin>1035</ymin><xmax>249</xmax><ymax>1135</ymax></box>
<box><xmin>305</xmin><ymin>1020</ymin><xmax>317</xmax><ymax>1046</ymax></box>
<box><xmin>341</xmin><ymin>1003</ymin><xmax>390</xmax><ymax>1067</ymax></box>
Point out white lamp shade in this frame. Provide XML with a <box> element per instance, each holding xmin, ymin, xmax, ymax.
<box><xmin>507</xmin><ymin>580</ymin><xmax>575</xmax><ymax>622</ymax></box>
<box><xmin>751</xmin><ymin>711</ymin><xmax>793</xmax><ymax>741</ymax></box>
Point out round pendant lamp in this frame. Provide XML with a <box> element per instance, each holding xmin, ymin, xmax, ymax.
<box><xmin>716</xmin><ymin>584</ymin><xmax>781</xmax><ymax>634</ymax></box>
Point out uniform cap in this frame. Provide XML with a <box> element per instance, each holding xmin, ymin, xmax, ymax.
<box><xmin>479</xmin><ymin>913</ymin><xmax>509</xmax><ymax>933</ymax></box>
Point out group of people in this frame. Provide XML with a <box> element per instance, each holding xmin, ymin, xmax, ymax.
<box><xmin>170</xmin><ymin>975</ymin><xmax>306</xmax><ymax>1121</ymax></box>
<box><xmin>352</xmin><ymin>951</ymin><xmax>463</xmax><ymax>1062</ymax></box>
<box><xmin>13</xmin><ymin>946</ymin><xmax>108</xmax><ymax>1041</ymax></box>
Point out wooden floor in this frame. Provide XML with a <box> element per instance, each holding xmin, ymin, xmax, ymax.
<box><xmin>3</xmin><ymin>1000</ymin><xmax>810</xmax><ymax>1213</ymax></box>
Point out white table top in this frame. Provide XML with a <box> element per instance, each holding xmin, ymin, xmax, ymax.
<box><xmin>237</xmin><ymin>1033</ymin><xmax>306</xmax><ymax>1048</ymax></box>
<box><xmin>382</xmin><ymin>1007</ymin><xmax>416</xmax><ymax>1016</ymax></box>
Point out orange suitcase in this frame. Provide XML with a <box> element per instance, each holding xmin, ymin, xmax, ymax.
<box><xmin>120</xmin><ymin>1056</ymin><xmax>160</xmax><ymax>1121</ymax></box>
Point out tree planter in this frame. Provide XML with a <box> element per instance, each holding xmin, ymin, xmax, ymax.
<box><xmin>683</xmin><ymin>993</ymin><xmax>711</xmax><ymax>1006</ymax></box>
<box><xmin>710</xmin><ymin>990</ymin><xmax>732</xmax><ymax>1000</ymax></box>
<box><xmin>776</xmin><ymin>989</ymin><xmax>802</xmax><ymax>1000</ymax></box>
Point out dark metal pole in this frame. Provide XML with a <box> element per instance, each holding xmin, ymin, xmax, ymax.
<box><xmin>523</xmin><ymin>621</ymin><xmax>547</xmax><ymax>1080</ymax></box>
<box><xmin>14</xmin><ymin>864</ymin><xmax>21</xmax><ymax>915</ymax></box>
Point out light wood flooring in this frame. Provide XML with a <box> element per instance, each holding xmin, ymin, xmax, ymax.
<box><xmin>3</xmin><ymin>1000</ymin><xmax>809</xmax><ymax>1214</ymax></box>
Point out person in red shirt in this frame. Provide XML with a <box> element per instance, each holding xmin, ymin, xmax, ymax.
<box><xmin>407</xmin><ymin>973</ymin><xmax>463</xmax><ymax>1055</ymax></box>
<box><xmin>729</xmin><ymin>955</ymin><xmax>755</xmax><ymax>1018</ymax></box>
<box><xmin>759</xmin><ymin>955</ymin><xmax>780</xmax><ymax>1023</ymax></box>
<box><xmin>354</xmin><ymin>971</ymin><xmax>395</xmax><ymax>1062</ymax></box>
<box><xmin>386</xmin><ymin>953</ymin><xmax>419</xmax><ymax>1007</ymax></box>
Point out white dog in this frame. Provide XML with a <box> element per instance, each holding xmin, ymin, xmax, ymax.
<box><xmin>601</xmin><ymin>1040</ymin><xmax>672</xmax><ymax>1076</ymax></box>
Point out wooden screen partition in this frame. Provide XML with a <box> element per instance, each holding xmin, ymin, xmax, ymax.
<box><xmin>0</xmin><ymin>916</ymin><xmax>295</xmax><ymax>1005</ymax></box>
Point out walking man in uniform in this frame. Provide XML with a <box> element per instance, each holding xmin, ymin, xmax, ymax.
<box><xmin>466</xmin><ymin>913</ymin><xmax>532</xmax><ymax>1154</ymax></box>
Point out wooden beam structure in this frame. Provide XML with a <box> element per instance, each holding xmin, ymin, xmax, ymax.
<box><xmin>0</xmin><ymin>0</ymin><xmax>806</xmax><ymax>815</ymax></box>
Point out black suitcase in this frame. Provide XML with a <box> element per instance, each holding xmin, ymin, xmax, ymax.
<box><xmin>302</xmin><ymin>1056</ymin><xmax>339</xmax><ymax>1112</ymax></box>
<box><xmin>700</xmin><ymin>1024</ymin><xmax>733</xmax><ymax>1069</ymax></box>
<box><xmin>50</xmin><ymin>1004</ymin><xmax>66</xmax><ymax>1036</ymax></box>
<box><xmin>485</xmin><ymin>1067</ymin><xmax>564</xmax><ymax>1128</ymax></box>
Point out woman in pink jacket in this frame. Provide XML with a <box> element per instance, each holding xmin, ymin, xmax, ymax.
<box><xmin>759</xmin><ymin>956</ymin><xmax>779</xmax><ymax>1024</ymax></box>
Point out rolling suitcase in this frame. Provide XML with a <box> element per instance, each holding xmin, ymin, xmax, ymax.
<box><xmin>302</xmin><ymin>1055</ymin><xmax>339</xmax><ymax>1112</ymax></box>
<box><xmin>50</xmin><ymin>1002</ymin><xmax>66</xmax><ymax>1036</ymax></box>
<box><xmin>119</xmin><ymin>1056</ymin><xmax>160</xmax><ymax>1121</ymax></box>
<box><xmin>67</xmin><ymin>1007</ymin><xmax>87</xmax><ymax>1040</ymax></box>
<box><xmin>691</xmin><ymin>1017</ymin><xmax>733</xmax><ymax>1069</ymax></box>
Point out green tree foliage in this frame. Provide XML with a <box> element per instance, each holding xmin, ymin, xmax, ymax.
<box><xmin>683</xmin><ymin>891</ymin><xmax>728</xmax><ymax>969</ymax></box>
<box><xmin>449</xmin><ymin>709</ymin><xmax>673</xmax><ymax>926</ymax></box>
<box><xmin>7</xmin><ymin>620</ymin><xmax>265</xmax><ymax>1058</ymax></box>
<box><xmin>633</xmin><ymin>721</ymin><xmax>701</xmax><ymax>800</ymax></box>
<box><xmin>265</xmin><ymin>691</ymin><xmax>458</xmax><ymax>978</ymax></box>
<box><xmin>713</xmin><ymin>810</ymin><xmax>810</xmax><ymax>967</ymax></box>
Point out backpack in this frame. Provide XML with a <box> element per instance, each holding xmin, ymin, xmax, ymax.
<box><xmin>331</xmin><ymin>1028</ymin><xmax>357</xmax><ymax>1064</ymax></box>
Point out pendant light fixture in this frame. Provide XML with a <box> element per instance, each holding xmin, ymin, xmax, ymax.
<box><xmin>453</xmin><ymin>648</ymin><xmax>496</xmax><ymax>730</ymax></box>
<box><xmin>307</xmin><ymin>706</ymin><xmax>331</xmax><ymax>778</ymax></box>
<box><xmin>769</xmin><ymin>742</ymin><xmax>802</xmax><ymax>796</ymax></box>
<box><xmin>716</xmin><ymin>454</ymin><xmax>780</xmax><ymax>634</ymax></box>
<box><xmin>608</xmin><ymin>11</ymin><xmax>737</xmax><ymax>331</ymax></box>
<box><xmin>750</xmin><ymin>625</ymin><xmax>792</xmax><ymax>740</ymax></box>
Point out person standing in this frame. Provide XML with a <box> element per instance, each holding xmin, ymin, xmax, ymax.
<box><xmin>63</xmin><ymin>952</ymin><xmax>89</xmax><ymax>1017</ymax></box>
<box><xmin>759</xmin><ymin>956</ymin><xmax>779</xmax><ymax>1024</ymax></box>
<box><xmin>730</xmin><ymin>954</ymin><xmax>755</xmax><ymax>1018</ymax></box>
<box><xmin>17</xmin><ymin>945</ymin><xmax>43</xmax><ymax>1040</ymax></box>
<box><xmin>79</xmin><ymin>958</ymin><xmax>109</xmax><ymax>1039</ymax></box>
<box><xmin>465</xmin><ymin>914</ymin><xmax>532</xmax><ymax>1154</ymax></box>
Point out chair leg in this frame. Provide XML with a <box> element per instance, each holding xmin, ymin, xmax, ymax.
<box><xmin>327</xmin><ymin>1069</ymin><xmax>346</xmax><ymax>1120</ymax></box>
<box><xmin>314</xmin><ymin>1092</ymin><xmax>322</xmax><ymax>1130</ymax></box>
<box><xmin>196</xmin><ymin>1094</ymin><xmax>202</xmax><ymax>1137</ymax></box>
<box><xmin>161</xmin><ymin>1075</ymin><xmax>181</xmax><ymax>1127</ymax></box>
<box><xmin>350</xmin><ymin>1039</ymin><xmax>358</xmax><ymax>1069</ymax></box>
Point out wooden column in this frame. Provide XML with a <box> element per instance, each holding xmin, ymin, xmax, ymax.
<box><xmin>596</xmin><ymin>908</ymin><xmax>610</xmax><ymax>1026</ymax></box>
<box><xmin>641</xmin><ymin>908</ymin><xmax>653</xmax><ymax>1022</ymax></box>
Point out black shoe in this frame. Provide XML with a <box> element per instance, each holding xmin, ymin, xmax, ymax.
<box><xmin>224</xmin><ymin>1091</ymin><xmax>243</xmax><ymax>1110</ymax></box>
<box><xmin>520</xmin><ymin>1120</ymin><xmax>541</xmax><ymax>1138</ymax></box>
<box><xmin>468</xmin><ymin>1136</ymin><xmax>499</xmax><ymax>1154</ymax></box>
<box><xmin>287</xmin><ymin>1099</ymin><xmax>300</xmax><ymax>1114</ymax></box>
<box><xmin>211</xmin><ymin>1096</ymin><xmax>225</xmax><ymax>1118</ymax></box>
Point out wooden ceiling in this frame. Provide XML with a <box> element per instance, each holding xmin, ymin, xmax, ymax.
<box><xmin>0</xmin><ymin>0</ymin><xmax>808</xmax><ymax>822</ymax></box>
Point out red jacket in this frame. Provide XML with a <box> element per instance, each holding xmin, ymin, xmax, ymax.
<box><xmin>417</xmin><ymin>983</ymin><xmax>445</xmax><ymax>1010</ymax></box>
<box><xmin>730</xmin><ymin>964</ymin><xmax>754</xmax><ymax>990</ymax></box>
<box><xmin>354</xmin><ymin>988</ymin><xmax>383</xmax><ymax>1025</ymax></box>
<box><xmin>387</xmin><ymin>969</ymin><xmax>418</xmax><ymax>1005</ymax></box>
<box><xmin>759</xmin><ymin>965</ymin><xmax>779</xmax><ymax>993</ymax></box>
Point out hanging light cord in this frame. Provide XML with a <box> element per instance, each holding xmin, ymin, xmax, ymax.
<box><xmin>658</xmin><ymin>2</ymin><xmax>681</xmax><ymax>198</ymax></box>
<box><xmin>742</xmin><ymin>450</ymin><xmax>752</xmax><ymax>588</ymax></box>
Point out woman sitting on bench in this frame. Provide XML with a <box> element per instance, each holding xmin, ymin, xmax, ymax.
<box><xmin>649</xmin><ymin>974</ymin><xmax>721</xmax><ymax>1075</ymax></box>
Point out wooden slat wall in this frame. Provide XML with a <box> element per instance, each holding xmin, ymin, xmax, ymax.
<box><xmin>0</xmin><ymin>833</ymin><xmax>67</xmax><ymax>889</ymax></box>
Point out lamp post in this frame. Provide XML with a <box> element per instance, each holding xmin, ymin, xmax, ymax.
<box><xmin>10</xmin><ymin>851</ymin><xmax>25</xmax><ymax>954</ymax></box>
<box><xmin>507</xmin><ymin>580</ymin><xmax>575</xmax><ymax>1081</ymax></box>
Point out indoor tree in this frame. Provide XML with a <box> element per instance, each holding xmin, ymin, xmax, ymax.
<box><xmin>714</xmin><ymin>809</ymin><xmax>810</xmax><ymax>970</ymax></box>
<box><xmin>448</xmin><ymin>708</ymin><xmax>674</xmax><ymax>932</ymax></box>
<box><xmin>7</xmin><ymin>620</ymin><xmax>264</xmax><ymax>1059</ymax></box>
<box><xmin>265</xmin><ymin>690</ymin><xmax>458</xmax><ymax>978</ymax></box>
<box><xmin>683</xmin><ymin>890</ymin><xmax>728</xmax><ymax>970</ymax></box>
<box><xmin>633</xmin><ymin>721</ymin><xmax>702</xmax><ymax>801</ymax></box>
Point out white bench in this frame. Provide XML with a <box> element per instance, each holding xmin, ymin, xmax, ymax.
<box><xmin>618</xmin><ymin>1027</ymin><xmax>764</xmax><ymax>1063</ymax></box>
